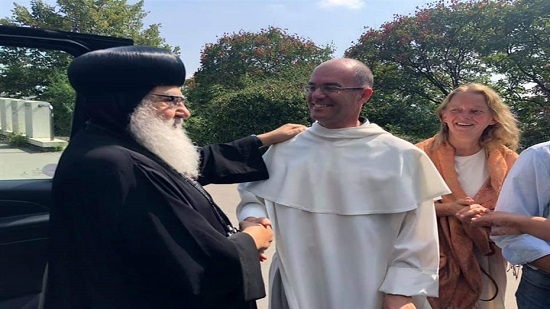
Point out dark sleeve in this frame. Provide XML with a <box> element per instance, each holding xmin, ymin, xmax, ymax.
<box><xmin>198</xmin><ymin>135</ymin><xmax>268</xmax><ymax>185</ymax></box>
<box><xmin>119</xmin><ymin>165</ymin><xmax>265</xmax><ymax>306</ymax></box>
<box><xmin>228</xmin><ymin>233</ymin><xmax>266</xmax><ymax>301</ymax></box>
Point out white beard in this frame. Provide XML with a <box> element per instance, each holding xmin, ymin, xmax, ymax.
<box><xmin>129</xmin><ymin>100</ymin><xmax>200</xmax><ymax>179</ymax></box>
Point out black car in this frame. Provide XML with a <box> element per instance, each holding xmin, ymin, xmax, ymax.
<box><xmin>0</xmin><ymin>25</ymin><xmax>132</xmax><ymax>308</ymax></box>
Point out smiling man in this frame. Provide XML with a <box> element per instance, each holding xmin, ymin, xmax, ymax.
<box><xmin>44</xmin><ymin>46</ymin><xmax>304</xmax><ymax>308</ymax></box>
<box><xmin>237</xmin><ymin>58</ymin><xmax>450</xmax><ymax>309</ymax></box>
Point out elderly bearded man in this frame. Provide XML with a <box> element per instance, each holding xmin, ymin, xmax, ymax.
<box><xmin>237</xmin><ymin>58</ymin><xmax>450</xmax><ymax>309</ymax></box>
<box><xmin>43</xmin><ymin>46</ymin><xmax>305</xmax><ymax>309</ymax></box>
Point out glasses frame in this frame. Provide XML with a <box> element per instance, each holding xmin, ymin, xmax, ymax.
<box><xmin>303</xmin><ymin>84</ymin><xmax>365</xmax><ymax>95</ymax></box>
<box><xmin>148</xmin><ymin>93</ymin><xmax>186</xmax><ymax>105</ymax></box>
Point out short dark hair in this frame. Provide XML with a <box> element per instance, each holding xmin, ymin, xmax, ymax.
<box><xmin>349</xmin><ymin>59</ymin><xmax>373</xmax><ymax>88</ymax></box>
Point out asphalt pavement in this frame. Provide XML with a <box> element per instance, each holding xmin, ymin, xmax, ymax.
<box><xmin>0</xmin><ymin>142</ymin><xmax>61</xmax><ymax>179</ymax></box>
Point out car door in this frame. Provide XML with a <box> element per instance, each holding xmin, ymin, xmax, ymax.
<box><xmin>0</xmin><ymin>25</ymin><xmax>132</xmax><ymax>308</ymax></box>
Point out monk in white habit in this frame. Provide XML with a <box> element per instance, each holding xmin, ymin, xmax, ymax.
<box><xmin>237</xmin><ymin>58</ymin><xmax>451</xmax><ymax>309</ymax></box>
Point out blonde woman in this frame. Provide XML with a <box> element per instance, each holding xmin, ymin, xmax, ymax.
<box><xmin>416</xmin><ymin>83</ymin><xmax>520</xmax><ymax>309</ymax></box>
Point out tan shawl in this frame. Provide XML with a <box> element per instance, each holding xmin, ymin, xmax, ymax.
<box><xmin>416</xmin><ymin>137</ymin><xmax>517</xmax><ymax>309</ymax></box>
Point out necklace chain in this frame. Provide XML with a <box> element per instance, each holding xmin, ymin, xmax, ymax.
<box><xmin>182</xmin><ymin>176</ymin><xmax>239</xmax><ymax>237</ymax></box>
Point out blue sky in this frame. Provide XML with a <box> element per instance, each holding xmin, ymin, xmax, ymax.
<box><xmin>1</xmin><ymin>0</ymin><xmax>435</xmax><ymax>77</ymax></box>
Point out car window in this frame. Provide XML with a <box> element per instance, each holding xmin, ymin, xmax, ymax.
<box><xmin>0</xmin><ymin>46</ymin><xmax>73</xmax><ymax>180</ymax></box>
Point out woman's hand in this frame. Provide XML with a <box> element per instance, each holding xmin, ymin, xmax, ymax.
<box><xmin>456</xmin><ymin>203</ymin><xmax>491</xmax><ymax>223</ymax></box>
<box><xmin>435</xmin><ymin>197</ymin><xmax>475</xmax><ymax>217</ymax></box>
<box><xmin>472</xmin><ymin>211</ymin><xmax>524</xmax><ymax>234</ymax></box>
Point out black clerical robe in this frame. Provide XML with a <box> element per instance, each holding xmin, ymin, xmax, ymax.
<box><xmin>44</xmin><ymin>123</ymin><xmax>268</xmax><ymax>309</ymax></box>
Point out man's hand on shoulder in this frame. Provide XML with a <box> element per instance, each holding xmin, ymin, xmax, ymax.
<box><xmin>382</xmin><ymin>294</ymin><xmax>416</xmax><ymax>309</ymax></box>
<box><xmin>256</xmin><ymin>123</ymin><xmax>306</xmax><ymax>146</ymax></box>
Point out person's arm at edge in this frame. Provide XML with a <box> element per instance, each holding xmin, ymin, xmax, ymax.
<box><xmin>473</xmin><ymin>212</ymin><xmax>550</xmax><ymax>241</ymax></box>
<box><xmin>489</xmin><ymin>145</ymin><xmax>550</xmax><ymax>272</ymax></box>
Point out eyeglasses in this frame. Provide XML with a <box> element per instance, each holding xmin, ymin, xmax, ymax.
<box><xmin>148</xmin><ymin>93</ymin><xmax>187</xmax><ymax>105</ymax></box>
<box><xmin>303</xmin><ymin>84</ymin><xmax>365</xmax><ymax>94</ymax></box>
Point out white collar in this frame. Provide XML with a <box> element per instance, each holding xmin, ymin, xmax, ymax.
<box><xmin>309</xmin><ymin>120</ymin><xmax>388</xmax><ymax>140</ymax></box>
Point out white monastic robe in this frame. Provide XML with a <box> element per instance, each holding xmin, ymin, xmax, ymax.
<box><xmin>237</xmin><ymin>121</ymin><xmax>451</xmax><ymax>309</ymax></box>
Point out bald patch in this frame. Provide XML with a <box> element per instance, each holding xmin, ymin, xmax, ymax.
<box><xmin>314</xmin><ymin>58</ymin><xmax>373</xmax><ymax>88</ymax></box>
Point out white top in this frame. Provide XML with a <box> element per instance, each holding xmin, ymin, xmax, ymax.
<box><xmin>454</xmin><ymin>149</ymin><xmax>488</xmax><ymax>197</ymax></box>
<box><xmin>237</xmin><ymin>121</ymin><xmax>450</xmax><ymax>309</ymax></box>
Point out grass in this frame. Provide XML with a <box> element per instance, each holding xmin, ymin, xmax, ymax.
<box><xmin>0</xmin><ymin>133</ymin><xmax>65</xmax><ymax>152</ymax></box>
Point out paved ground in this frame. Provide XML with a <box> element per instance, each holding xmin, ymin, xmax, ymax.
<box><xmin>0</xmin><ymin>142</ymin><xmax>61</xmax><ymax>179</ymax></box>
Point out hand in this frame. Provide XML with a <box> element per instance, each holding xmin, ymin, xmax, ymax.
<box><xmin>470</xmin><ymin>211</ymin><xmax>523</xmax><ymax>235</ymax></box>
<box><xmin>256</xmin><ymin>123</ymin><xmax>307</xmax><ymax>146</ymax></box>
<box><xmin>456</xmin><ymin>202</ymin><xmax>490</xmax><ymax>223</ymax></box>
<box><xmin>531</xmin><ymin>255</ymin><xmax>550</xmax><ymax>273</ymax></box>
<box><xmin>435</xmin><ymin>197</ymin><xmax>475</xmax><ymax>217</ymax></box>
<box><xmin>382</xmin><ymin>294</ymin><xmax>416</xmax><ymax>309</ymax></box>
<box><xmin>241</xmin><ymin>217</ymin><xmax>272</xmax><ymax>261</ymax></box>
<box><xmin>240</xmin><ymin>217</ymin><xmax>273</xmax><ymax>261</ymax></box>
<box><xmin>241</xmin><ymin>216</ymin><xmax>272</xmax><ymax>229</ymax></box>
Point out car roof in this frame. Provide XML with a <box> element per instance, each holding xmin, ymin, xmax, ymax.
<box><xmin>0</xmin><ymin>25</ymin><xmax>134</xmax><ymax>136</ymax></box>
<box><xmin>0</xmin><ymin>25</ymin><xmax>133</xmax><ymax>56</ymax></box>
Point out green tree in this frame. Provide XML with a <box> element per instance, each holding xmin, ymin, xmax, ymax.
<box><xmin>192</xmin><ymin>27</ymin><xmax>332</xmax><ymax>98</ymax></box>
<box><xmin>0</xmin><ymin>0</ymin><xmax>178</xmax><ymax>136</ymax></box>
<box><xmin>187</xmin><ymin>78</ymin><xmax>311</xmax><ymax>145</ymax></box>
<box><xmin>346</xmin><ymin>0</ymin><xmax>548</xmax><ymax>147</ymax></box>
<box><xmin>41</xmin><ymin>69</ymin><xmax>75</xmax><ymax>135</ymax></box>
<box><xmin>480</xmin><ymin>0</ymin><xmax>549</xmax><ymax>148</ymax></box>
<box><xmin>346</xmin><ymin>0</ymin><xmax>495</xmax><ymax>142</ymax></box>
<box><xmin>186</xmin><ymin>27</ymin><xmax>333</xmax><ymax>145</ymax></box>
